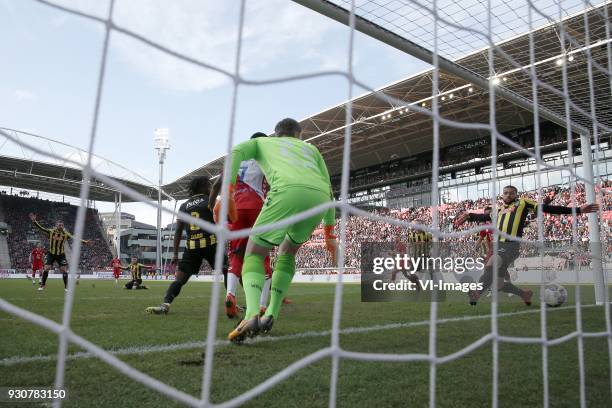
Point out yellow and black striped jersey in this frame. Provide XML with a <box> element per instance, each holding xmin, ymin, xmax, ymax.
<box><xmin>32</xmin><ymin>221</ymin><xmax>76</xmax><ymax>255</ymax></box>
<box><xmin>468</xmin><ymin>198</ymin><xmax>578</xmax><ymax>241</ymax></box>
<box><xmin>408</xmin><ymin>231</ymin><xmax>432</xmax><ymax>243</ymax></box>
<box><xmin>122</xmin><ymin>263</ymin><xmax>148</xmax><ymax>280</ymax></box>
<box><xmin>494</xmin><ymin>198</ymin><xmax>537</xmax><ymax>241</ymax></box>
<box><xmin>408</xmin><ymin>231</ymin><xmax>432</xmax><ymax>257</ymax></box>
<box><xmin>179</xmin><ymin>194</ymin><xmax>217</xmax><ymax>250</ymax></box>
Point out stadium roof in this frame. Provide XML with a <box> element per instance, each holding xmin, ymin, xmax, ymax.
<box><xmin>163</xmin><ymin>2</ymin><xmax>611</xmax><ymax>200</ymax></box>
<box><xmin>0</xmin><ymin>128</ymin><xmax>164</xmax><ymax>202</ymax></box>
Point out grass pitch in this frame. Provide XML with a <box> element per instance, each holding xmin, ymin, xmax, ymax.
<box><xmin>1</xmin><ymin>278</ymin><xmax>611</xmax><ymax>407</ymax></box>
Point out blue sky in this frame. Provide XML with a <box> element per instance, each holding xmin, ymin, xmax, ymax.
<box><xmin>1</xmin><ymin>0</ymin><xmax>427</xmax><ymax>225</ymax></box>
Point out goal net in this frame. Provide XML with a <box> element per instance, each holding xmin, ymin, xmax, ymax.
<box><xmin>0</xmin><ymin>0</ymin><xmax>610</xmax><ymax>407</ymax></box>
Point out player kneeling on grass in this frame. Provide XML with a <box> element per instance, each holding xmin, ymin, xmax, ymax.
<box><xmin>145</xmin><ymin>177</ymin><xmax>229</xmax><ymax>315</ymax></box>
<box><xmin>122</xmin><ymin>256</ymin><xmax>150</xmax><ymax>290</ymax></box>
<box><xmin>227</xmin><ymin>118</ymin><xmax>338</xmax><ymax>344</ymax></box>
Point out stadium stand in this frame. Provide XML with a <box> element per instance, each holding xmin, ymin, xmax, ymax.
<box><xmin>2</xmin><ymin>182</ymin><xmax>607</xmax><ymax>274</ymax></box>
<box><xmin>296</xmin><ymin>181</ymin><xmax>612</xmax><ymax>269</ymax></box>
<box><xmin>0</xmin><ymin>195</ymin><xmax>113</xmax><ymax>273</ymax></box>
<box><xmin>0</xmin><ymin>204</ymin><xmax>10</xmax><ymax>269</ymax></box>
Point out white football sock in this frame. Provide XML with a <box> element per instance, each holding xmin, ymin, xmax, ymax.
<box><xmin>227</xmin><ymin>273</ymin><xmax>239</xmax><ymax>296</ymax></box>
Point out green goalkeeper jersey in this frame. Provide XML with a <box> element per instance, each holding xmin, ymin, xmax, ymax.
<box><xmin>231</xmin><ymin>136</ymin><xmax>335</xmax><ymax>226</ymax></box>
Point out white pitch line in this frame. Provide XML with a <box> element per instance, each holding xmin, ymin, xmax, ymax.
<box><xmin>0</xmin><ymin>304</ymin><xmax>601</xmax><ymax>367</ymax></box>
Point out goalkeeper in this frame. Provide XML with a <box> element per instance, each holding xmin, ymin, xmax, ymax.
<box><xmin>227</xmin><ymin>118</ymin><xmax>337</xmax><ymax>343</ymax></box>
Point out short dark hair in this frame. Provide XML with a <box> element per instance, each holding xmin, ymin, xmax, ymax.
<box><xmin>188</xmin><ymin>176</ymin><xmax>211</xmax><ymax>196</ymax></box>
<box><xmin>503</xmin><ymin>185</ymin><xmax>518</xmax><ymax>193</ymax></box>
<box><xmin>274</xmin><ymin>118</ymin><xmax>302</xmax><ymax>138</ymax></box>
<box><xmin>251</xmin><ymin>132</ymin><xmax>267</xmax><ymax>139</ymax></box>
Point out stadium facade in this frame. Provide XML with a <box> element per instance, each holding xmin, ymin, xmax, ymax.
<box><xmin>341</xmin><ymin>122</ymin><xmax>612</xmax><ymax>209</ymax></box>
<box><xmin>99</xmin><ymin>212</ymin><xmax>187</xmax><ymax>266</ymax></box>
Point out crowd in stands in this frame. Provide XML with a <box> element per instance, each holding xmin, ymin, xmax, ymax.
<box><xmin>196</xmin><ymin>181</ymin><xmax>611</xmax><ymax>271</ymax></box>
<box><xmin>3</xmin><ymin>180</ymin><xmax>607</xmax><ymax>274</ymax></box>
<box><xmin>1</xmin><ymin>195</ymin><xmax>113</xmax><ymax>272</ymax></box>
<box><xmin>296</xmin><ymin>181</ymin><xmax>612</xmax><ymax>269</ymax></box>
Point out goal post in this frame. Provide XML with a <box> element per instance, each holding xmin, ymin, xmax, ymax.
<box><xmin>291</xmin><ymin>0</ymin><xmax>608</xmax><ymax>305</ymax></box>
<box><xmin>580</xmin><ymin>132</ymin><xmax>606</xmax><ymax>304</ymax></box>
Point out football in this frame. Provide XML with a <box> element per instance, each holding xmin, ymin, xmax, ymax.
<box><xmin>543</xmin><ymin>283</ymin><xmax>568</xmax><ymax>307</ymax></box>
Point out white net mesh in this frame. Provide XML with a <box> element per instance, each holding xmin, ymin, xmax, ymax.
<box><xmin>0</xmin><ymin>0</ymin><xmax>611</xmax><ymax>407</ymax></box>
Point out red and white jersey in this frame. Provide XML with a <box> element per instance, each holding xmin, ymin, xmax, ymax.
<box><xmin>234</xmin><ymin>159</ymin><xmax>266</xmax><ymax>210</ymax></box>
<box><xmin>111</xmin><ymin>258</ymin><xmax>122</xmax><ymax>271</ymax></box>
<box><xmin>31</xmin><ymin>248</ymin><xmax>44</xmax><ymax>263</ymax></box>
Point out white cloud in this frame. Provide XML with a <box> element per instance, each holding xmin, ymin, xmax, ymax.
<box><xmin>14</xmin><ymin>89</ymin><xmax>36</xmax><ymax>101</ymax></box>
<box><xmin>106</xmin><ymin>0</ymin><xmax>344</xmax><ymax>91</ymax></box>
<box><xmin>40</xmin><ymin>0</ymin><xmax>411</xmax><ymax>93</ymax></box>
<box><xmin>43</xmin><ymin>0</ymin><xmax>595</xmax><ymax>93</ymax></box>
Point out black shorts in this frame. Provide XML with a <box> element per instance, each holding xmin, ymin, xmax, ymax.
<box><xmin>44</xmin><ymin>253</ymin><xmax>68</xmax><ymax>267</ymax></box>
<box><xmin>494</xmin><ymin>243</ymin><xmax>520</xmax><ymax>277</ymax></box>
<box><xmin>401</xmin><ymin>270</ymin><xmax>421</xmax><ymax>280</ymax></box>
<box><xmin>179</xmin><ymin>245</ymin><xmax>228</xmax><ymax>276</ymax></box>
<box><xmin>125</xmin><ymin>279</ymin><xmax>144</xmax><ymax>289</ymax></box>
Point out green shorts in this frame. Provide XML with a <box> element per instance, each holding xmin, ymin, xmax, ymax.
<box><xmin>250</xmin><ymin>187</ymin><xmax>330</xmax><ymax>248</ymax></box>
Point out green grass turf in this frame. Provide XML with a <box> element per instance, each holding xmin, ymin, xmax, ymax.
<box><xmin>1</xmin><ymin>278</ymin><xmax>611</xmax><ymax>407</ymax></box>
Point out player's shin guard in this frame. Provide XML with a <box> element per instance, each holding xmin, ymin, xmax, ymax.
<box><xmin>242</xmin><ymin>254</ymin><xmax>265</xmax><ymax>319</ymax></box>
<box><xmin>62</xmin><ymin>272</ymin><xmax>68</xmax><ymax>288</ymax></box>
<box><xmin>41</xmin><ymin>270</ymin><xmax>49</xmax><ymax>286</ymax></box>
<box><xmin>265</xmin><ymin>253</ymin><xmax>295</xmax><ymax>319</ymax></box>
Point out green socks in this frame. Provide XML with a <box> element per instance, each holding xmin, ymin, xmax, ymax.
<box><xmin>242</xmin><ymin>254</ymin><xmax>266</xmax><ymax>319</ymax></box>
<box><xmin>243</xmin><ymin>253</ymin><xmax>296</xmax><ymax>320</ymax></box>
<box><xmin>265</xmin><ymin>253</ymin><xmax>295</xmax><ymax>319</ymax></box>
